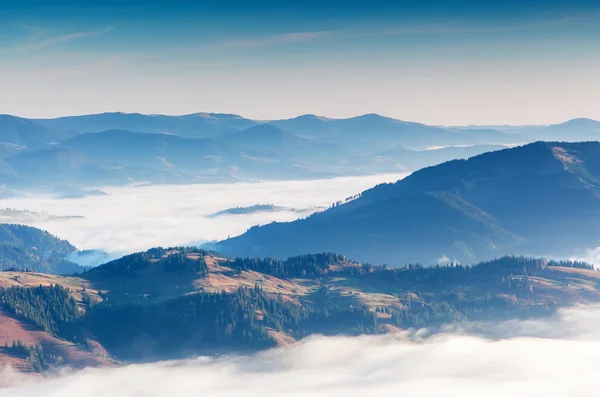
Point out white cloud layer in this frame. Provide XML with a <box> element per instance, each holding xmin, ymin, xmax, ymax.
<box><xmin>4</xmin><ymin>306</ymin><xmax>600</xmax><ymax>396</ymax></box>
<box><xmin>0</xmin><ymin>174</ymin><xmax>406</xmax><ymax>257</ymax></box>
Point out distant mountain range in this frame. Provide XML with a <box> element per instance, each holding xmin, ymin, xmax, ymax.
<box><xmin>1</xmin><ymin>112</ymin><xmax>599</xmax><ymax>189</ymax></box>
<box><xmin>215</xmin><ymin>141</ymin><xmax>600</xmax><ymax>265</ymax></box>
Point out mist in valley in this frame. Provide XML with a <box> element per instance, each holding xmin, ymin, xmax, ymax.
<box><xmin>3</xmin><ymin>306</ymin><xmax>600</xmax><ymax>396</ymax></box>
<box><xmin>0</xmin><ymin>173</ymin><xmax>406</xmax><ymax>263</ymax></box>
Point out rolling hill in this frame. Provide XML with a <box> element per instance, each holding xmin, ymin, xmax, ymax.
<box><xmin>215</xmin><ymin>141</ymin><xmax>600</xmax><ymax>265</ymax></box>
<box><xmin>1</xmin><ymin>246</ymin><xmax>598</xmax><ymax>372</ymax></box>
<box><xmin>2</xmin><ymin>148</ymin><xmax>125</xmax><ymax>187</ymax></box>
<box><xmin>60</xmin><ymin>129</ymin><xmax>233</xmax><ymax>168</ymax></box>
<box><xmin>0</xmin><ymin>115</ymin><xmax>73</xmax><ymax>154</ymax></box>
<box><xmin>34</xmin><ymin>112</ymin><xmax>258</xmax><ymax>138</ymax></box>
<box><xmin>2</xmin><ymin>113</ymin><xmax>599</xmax><ymax>189</ymax></box>
<box><xmin>270</xmin><ymin>114</ymin><xmax>520</xmax><ymax>151</ymax></box>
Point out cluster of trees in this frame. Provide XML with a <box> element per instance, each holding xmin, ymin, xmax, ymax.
<box><xmin>254</xmin><ymin>255</ymin><xmax>595</xmax><ymax>291</ymax></box>
<box><xmin>2</xmin><ymin>340</ymin><xmax>48</xmax><ymax>372</ymax></box>
<box><xmin>232</xmin><ymin>253</ymin><xmax>347</xmax><ymax>278</ymax></box>
<box><xmin>87</xmin><ymin>247</ymin><xmax>210</xmax><ymax>277</ymax></box>
<box><xmin>84</xmin><ymin>286</ymin><xmax>284</xmax><ymax>357</ymax></box>
<box><xmin>1</xmin><ymin>282</ymin><xmax>378</xmax><ymax>361</ymax></box>
<box><xmin>390</xmin><ymin>292</ymin><xmax>556</xmax><ymax>328</ymax></box>
<box><xmin>0</xmin><ymin>284</ymin><xmax>79</xmax><ymax>337</ymax></box>
<box><xmin>547</xmin><ymin>259</ymin><xmax>594</xmax><ymax>270</ymax></box>
<box><xmin>82</xmin><ymin>285</ymin><xmax>378</xmax><ymax>359</ymax></box>
<box><xmin>162</xmin><ymin>253</ymin><xmax>208</xmax><ymax>274</ymax></box>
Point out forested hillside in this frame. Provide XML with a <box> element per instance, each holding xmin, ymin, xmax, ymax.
<box><xmin>2</xmin><ymin>248</ymin><xmax>599</xmax><ymax>370</ymax></box>
<box><xmin>0</xmin><ymin>224</ymin><xmax>84</xmax><ymax>274</ymax></box>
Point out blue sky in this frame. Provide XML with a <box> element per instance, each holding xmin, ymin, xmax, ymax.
<box><xmin>1</xmin><ymin>0</ymin><xmax>599</xmax><ymax>124</ymax></box>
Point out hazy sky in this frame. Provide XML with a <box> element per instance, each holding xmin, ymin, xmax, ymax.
<box><xmin>1</xmin><ymin>0</ymin><xmax>599</xmax><ymax>125</ymax></box>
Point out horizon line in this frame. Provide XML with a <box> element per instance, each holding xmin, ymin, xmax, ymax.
<box><xmin>3</xmin><ymin>111</ymin><xmax>599</xmax><ymax>128</ymax></box>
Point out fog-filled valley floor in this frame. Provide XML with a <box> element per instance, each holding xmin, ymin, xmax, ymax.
<box><xmin>0</xmin><ymin>173</ymin><xmax>405</xmax><ymax>262</ymax></box>
<box><xmin>3</xmin><ymin>306</ymin><xmax>600</xmax><ymax>396</ymax></box>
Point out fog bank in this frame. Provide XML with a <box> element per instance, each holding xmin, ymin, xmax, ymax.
<box><xmin>0</xmin><ymin>174</ymin><xmax>406</xmax><ymax>258</ymax></box>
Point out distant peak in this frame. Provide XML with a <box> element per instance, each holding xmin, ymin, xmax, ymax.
<box><xmin>245</xmin><ymin>123</ymin><xmax>282</xmax><ymax>131</ymax></box>
<box><xmin>559</xmin><ymin>118</ymin><xmax>600</xmax><ymax>127</ymax></box>
<box><xmin>348</xmin><ymin>113</ymin><xmax>403</xmax><ymax>123</ymax></box>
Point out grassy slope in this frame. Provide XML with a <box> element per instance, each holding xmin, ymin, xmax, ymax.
<box><xmin>4</xmin><ymin>251</ymin><xmax>599</xmax><ymax>310</ymax></box>
<box><xmin>2</xmin><ymin>250</ymin><xmax>600</xmax><ymax>372</ymax></box>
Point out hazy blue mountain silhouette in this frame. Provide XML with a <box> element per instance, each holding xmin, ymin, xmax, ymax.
<box><xmin>3</xmin><ymin>148</ymin><xmax>126</xmax><ymax>187</ymax></box>
<box><xmin>533</xmin><ymin>118</ymin><xmax>600</xmax><ymax>141</ymax></box>
<box><xmin>220</xmin><ymin>123</ymin><xmax>337</xmax><ymax>159</ymax></box>
<box><xmin>3</xmin><ymin>113</ymin><xmax>600</xmax><ymax>189</ymax></box>
<box><xmin>0</xmin><ymin>115</ymin><xmax>74</xmax><ymax>152</ymax></box>
<box><xmin>270</xmin><ymin>114</ymin><xmax>518</xmax><ymax>151</ymax></box>
<box><xmin>344</xmin><ymin>144</ymin><xmax>507</xmax><ymax>173</ymax></box>
<box><xmin>34</xmin><ymin>112</ymin><xmax>258</xmax><ymax>138</ymax></box>
<box><xmin>60</xmin><ymin>129</ymin><xmax>233</xmax><ymax>170</ymax></box>
<box><xmin>215</xmin><ymin>141</ymin><xmax>600</xmax><ymax>265</ymax></box>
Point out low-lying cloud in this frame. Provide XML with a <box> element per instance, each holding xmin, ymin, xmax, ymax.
<box><xmin>3</xmin><ymin>306</ymin><xmax>600</xmax><ymax>396</ymax></box>
<box><xmin>0</xmin><ymin>174</ymin><xmax>406</xmax><ymax>259</ymax></box>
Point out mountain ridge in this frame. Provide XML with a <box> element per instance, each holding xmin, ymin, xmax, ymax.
<box><xmin>214</xmin><ymin>141</ymin><xmax>600</xmax><ymax>264</ymax></box>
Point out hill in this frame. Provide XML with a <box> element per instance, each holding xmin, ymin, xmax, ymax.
<box><xmin>57</xmin><ymin>128</ymin><xmax>337</xmax><ymax>181</ymax></box>
<box><xmin>0</xmin><ymin>224</ymin><xmax>84</xmax><ymax>274</ymax></box>
<box><xmin>344</xmin><ymin>144</ymin><xmax>507</xmax><ymax>173</ymax></box>
<box><xmin>215</xmin><ymin>142</ymin><xmax>600</xmax><ymax>264</ymax></box>
<box><xmin>60</xmin><ymin>129</ymin><xmax>233</xmax><ymax>169</ymax></box>
<box><xmin>34</xmin><ymin>112</ymin><xmax>258</xmax><ymax>138</ymax></box>
<box><xmin>221</xmin><ymin>124</ymin><xmax>323</xmax><ymax>157</ymax></box>
<box><xmin>0</xmin><ymin>115</ymin><xmax>73</xmax><ymax>154</ymax></box>
<box><xmin>2</xmin><ymin>148</ymin><xmax>126</xmax><ymax>187</ymax></box>
<box><xmin>1</xmin><ymin>248</ymin><xmax>598</xmax><ymax>370</ymax></box>
<box><xmin>526</xmin><ymin>118</ymin><xmax>600</xmax><ymax>142</ymax></box>
<box><xmin>2</xmin><ymin>113</ymin><xmax>598</xmax><ymax>189</ymax></box>
<box><xmin>270</xmin><ymin>114</ymin><xmax>518</xmax><ymax>151</ymax></box>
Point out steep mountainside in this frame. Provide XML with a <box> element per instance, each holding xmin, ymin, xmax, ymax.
<box><xmin>215</xmin><ymin>142</ymin><xmax>600</xmax><ymax>264</ymax></box>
